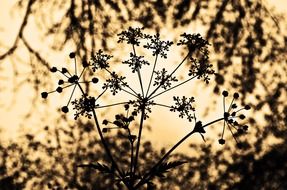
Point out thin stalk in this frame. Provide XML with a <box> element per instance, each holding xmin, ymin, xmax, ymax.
<box><xmin>78</xmin><ymin>67</ymin><xmax>86</xmax><ymax>79</ymax></box>
<box><xmin>153</xmin><ymin>103</ymin><xmax>172</xmax><ymax>109</ymax></box>
<box><xmin>77</xmin><ymin>83</ymin><xmax>132</xmax><ymax>189</ymax></box>
<box><xmin>133</xmin><ymin>105</ymin><xmax>146</xmax><ymax>176</ymax></box>
<box><xmin>74</xmin><ymin>57</ymin><xmax>77</xmax><ymax>75</ymax></box>
<box><xmin>130</xmin><ymin>141</ymin><xmax>134</xmax><ymax>178</ymax></box>
<box><xmin>122</xmin><ymin>88</ymin><xmax>139</xmax><ymax>98</ymax></box>
<box><xmin>133</xmin><ymin>45</ymin><xmax>145</xmax><ymax>96</ymax></box>
<box><xmin>66</xmin><ymin>84</ymin><xmax>77</xmax><ymax>106</ymax></box>
<box><xmin>228</xmin><ymin>98</ymin><xmax>235</xmax><ymax>112</ymax></box>
<box><xmin>146</xmin><ymin>54</ymin><xmax>158</xmax><ymax>96</ymax></box>
<box><xmin>104</xmin><ymin>68</ymin><xmax>139</xmax><ymax>98</ymax></box>
<box><xmin>150</xmin><ymin>75</ymin><xmax>197</xmax><ymax>100</ymax></box>
<box><xmin>95</xmin><ymin>102</ymin><xmax>129</xmax><ymax>109</ymax></box>
<box><xmin>127</xmin><ymin>127</ymin><xmax>134</xmax><ymax>177</ymax></box>
<box><xmin>95</xmin><ymin>88</ymin><xmax>107</xmax><ymax>101</ymax></box>
<box><xmin>134</xmin><ymin>117</ymin><xmax>224</xmax><ymax>189</ymax></box>
<box><xmin>169</xmin><ymin>53</ymin><xmax>190</xmax><ymax>77</ymax></box>
<box><xmin>147</xmin><ymin>53</ymin><xmax>190</xmax><ymax>99</ymax></box>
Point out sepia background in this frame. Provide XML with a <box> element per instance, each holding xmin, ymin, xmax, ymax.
<box><xmin>0</xmin><ymin>0</ymin><xmax>286</xmax><ymax>189</ymax></box>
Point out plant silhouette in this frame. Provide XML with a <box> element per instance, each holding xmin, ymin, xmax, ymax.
<box><xmin>0</xmin><ymin>1</ymin><xmax>286</xmax><ymax>189</ymax></box>
<box><xmin>41</xmin><ymin>27</ymin><xmax>251</xmax><ymax>189</ymax></box>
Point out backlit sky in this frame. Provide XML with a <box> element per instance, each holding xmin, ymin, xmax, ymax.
<box><xmin>0</xmin><ymin>0</ymin><xmax>286</xmax><ymax>152</ymax></box>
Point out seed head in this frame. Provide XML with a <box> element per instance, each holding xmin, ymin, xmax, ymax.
<box><xmin>69</xmin><ymin>52</ymin><xmax>76</xmax><ymax>58</ymax></box>
<box><xmin>222</xmin><ymin>90</ymin><xmax>228</xmax><ymax>97</ymax></box>
<box><xmin>218</xmin><ymin>138</ymin><xmax>225</xmax><ymax>145</ymax></box>
<box><xmin>61</xmin><ymin>106</ymin><xmax>69</xmax><ymax>113</ymax></box>
<box><xmin>41</xmin><ymin>92</ymin><xmax>48</xmax><ymax>99</ymax></box>
<box><xmin>50</xmin><ymin>67</ymin><xmax>57</xmax><ymax>73</ymax></box>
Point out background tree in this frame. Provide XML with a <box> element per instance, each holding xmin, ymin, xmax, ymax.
<box><xmin>0</xmin><ymin>0</ymin><xmax>286</xmax><ymax>189</ymax></box>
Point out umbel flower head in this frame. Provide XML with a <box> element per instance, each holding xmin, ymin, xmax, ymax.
<box><xmin>117</xmin><ymin>27</ymin><xmax>150</xmax><ymax>46</ymax></box>
<box><xmin>41</xmin><ymin>52</ymin><xmax>99</xmax><ymax>114</ymax></box>
<box><xmin>177</xmin><ymin>33</ymin><xmax>210</xmax><ymax>54</ymax></box>
<box><xmin>42</xmin><ymin>27</ymin><xmax>216</xmax><ymax>122</ymax></box>
<box><xmin>41</xmin><ymin>28</ymin><xmax>252</xmax><ymax>190</ymax></box>
<box><xmin>143</xmin><ymin>33</ymin><xmax>173</xmax><ymax>58</ymax></box>
<box><xmin>218</xmin><ymin>90</ymin><xmax>251</xmax><ymax>149</ymax></box>
<box><xmin>90</xmin><ymin>49</ymin><xmax>112</xmax><ymax>71</ymax></box>
<box><xmin>170</xmin><ymin>96</ymin><xmax>195</xmax><ymax>122</ymax></box>
<box><xmin>72</xmin><ymin>95</ymin><xmax>97</xmax><ymax>120</ymax></box>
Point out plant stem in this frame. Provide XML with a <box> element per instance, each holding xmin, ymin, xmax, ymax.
<box><xmin>146</xmin><ymin>54</ymin><xmax>158</xmax><ymax>96</ymax></box>
<box><xmin>104</xmin><ymin>68</ymin><xmax>139</xmax><ymax>98</ymax></box>
<box><xmin>132</xmin><ymin>45</ymin><xmax>145</xmax><ymax>96</ymax></box>
<box><xmin>95</xmin><ymin>102</ymin><xmax>129</xmax><ymax>109</ymax></box>
<box><xmin>150</xmin><ymin>75</ymin><xmax>197</xmax><ymax>100</ymax></box>
<box><xmin>77</xmin><ymin>83</ymin><xmax>133</xmax><ymax>188</ymax></box>
<box><xmin>147</xmin><ymin>53</ymin><xmax>190</xmax><ymax>99</ymax></box>
<box><xmin>66</xmin><ymin>85</ymin><xmax>77</xmax><ymax>106</ymax></box>
<box><xmin>133</xmin><ymin>105</ymin><xmax>146</xmax><ymax>177</ymax></box>
<box><xmin>134</xmin><ymin>117</ymin><xmax>224</xmax><ymax>189</ymax></box>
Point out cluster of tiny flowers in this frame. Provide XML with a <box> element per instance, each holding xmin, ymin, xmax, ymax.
<box><xmin>128</xmin><ymin>98</ymin><xmax>155</xmax><ymax>119</ymax></box>
<box><xmin>102</xmin><ymin>72</ymin><xmax>128</xmax><ymax>95</ymax></box>
<box><xmin>218</xmin><ymin>90</ymin><xmax>251</xmax><ymax>149</ymax></box>
<box><xmin>90</xmin><ymin>49</ymin><xmax>112</xmax><ymax>71</ymax></box>
<box><xmin>170</xmin><ymin>96</ymin><xmax>195</xmax><ymax>122</ymax></box>
<box><xmin>143</xmin><ymin>33</ymin><xmax>173</xmax><ymax>58</ymax></box>
<box><xmin>153</xmin><ymin>68</ymin><xmax>178</xmax><ymax>90</ymax></box>
<box><xmin>117</xmin><ymin>27</ymin><xmax>150</xmax><ymax>46</ymax></box>
<box><xmin>71</xmin><ymin>95</ymin><xmax>97</xmax><ymax>119</ymax></box>
<box><xmin>122</xmin><ymin>53</ymin><xmax>150</xmax><ymax>73</ymax></box>
<box><xmin>188</xmin><ymin>54</ymin><xmax>214</xmax><ymax>84</ymax></box>
<box><xmin>177</xmin><ymin>33</ymin><xmax>210</xmax><ymax>53</ymax></box>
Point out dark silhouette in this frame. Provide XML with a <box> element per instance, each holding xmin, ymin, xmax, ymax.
<box><xmin>0</xmin><ymin>0</ymin><xmax>286</xmax><ymax>189</ymax></box>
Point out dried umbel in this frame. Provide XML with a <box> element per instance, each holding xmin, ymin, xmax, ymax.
<box><xmin>41</xmin><ymin>27</ymin><xmax>251</xmax><ymax>189</ymax></box>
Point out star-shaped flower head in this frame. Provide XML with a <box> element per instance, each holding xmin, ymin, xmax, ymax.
<box><xmin>102</xmin><ymin>72</ymin><xmax>128</xmax><ymax>95</ymax></box>
<box><xmin>117</xmin><ymin>27</ymin><xmax>151</xmax><ymax>46</ymax></box>
<box><xmin>153</xmin><ymin>68</ymin><xmax>178</xmax><ymax>90</ymax></box>
<box><xmin>177</xmin><ymin>33</ymin><xmax>210</xmax><ymax>54</ymax></box>
<box><xmin>128</xmin><ymin>98</ymin><xmax>155</xmax><ymax>120</ymax></box>
<box><xmin>143</xmin><ymin>33</ymin><xmax>173</xmax><ymax>58</ymax></box>
<box><xmin>170</xmin><ymin>96</ymin><xmax>195</xmax><ymax>122</ymax></box>
<box><xmin>90</xmin><ymin>49</ymin><xmax>112</xmax><ymax>72</ymax></box>
<box><xmin>122</xmin><ymin>53</ymin><xmax>150</xmax><ymax>73</ymax></box>
<box><xmin>71</xmin><ymin>95</ymin><xmax>97</xmax><ymax>120</ymax></box>
<box><xmin>188</xmin><ymin>54</ymin><xmax>215</xmax><ymax>84</ymax></box>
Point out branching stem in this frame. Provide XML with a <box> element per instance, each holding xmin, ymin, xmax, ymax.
<box><xmin>134</xmin><ymin>117</ymin><xmax>224</xmax><ymax>189</ymax></box>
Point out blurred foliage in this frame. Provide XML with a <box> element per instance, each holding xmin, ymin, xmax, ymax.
<box><xmin>0</xmin><ymin>0</ymin><xmax>287</xmax><ymax>189</ymax></box>
<box><xmin>0</xmin><ymin>120</ymin><xmax>286</xmax><ymax>189</ymax></box>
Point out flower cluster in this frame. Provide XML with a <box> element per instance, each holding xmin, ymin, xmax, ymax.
<box><xmin>71</xmin><ymin>95</ymin><xmax>97</xmax><ymax>120</ymax></box>
<box><xmin>218</xmin><ymin>90</ymin><xmax>251</xmax><ymax>148</ymax></box>
<box><xmin>143</xmin><ymin>33</ymin><xmax>173</xmax><ymax>58</ymax></box>
<box><xmin>128</xmin><ymin>98</ymin><xmax>155</xmax><ymax>119</ymax></box>
<box><xmin>117</xmin><ymin>27</ymin><xmax>150</xmax><ymax>46</ymax></box>
<box><xmin>170</xmin><ymin>96</ymin><xmax>195</xmax><ymax>122</ymax></box>
<box><xmin>103</xmin><ymin>72</ymin><xmax>128</xmax><ymax>95</ymax></box>
<box><xmin>153</xmin><ymin>68</ymin><xmax>178</xmax><ymax>90</ymax></box>
<box><xmin>177</xmin><ymin>33</ymin><xmax>210</xmax><ymax>54</ymax></box>
<box><xmin>122</xmin><ymin>53</ymin><xmax>150</xmax><ymax>73</ymax></box>
<box><xmin>188</xmin><ymin>54</ymin><xmax>215</xmax><ymax>84</ymax></box>
<box><xmin>90</xmin><ymin>49</ymin><xmax>112</xmax><ymax>71</ymax></box>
